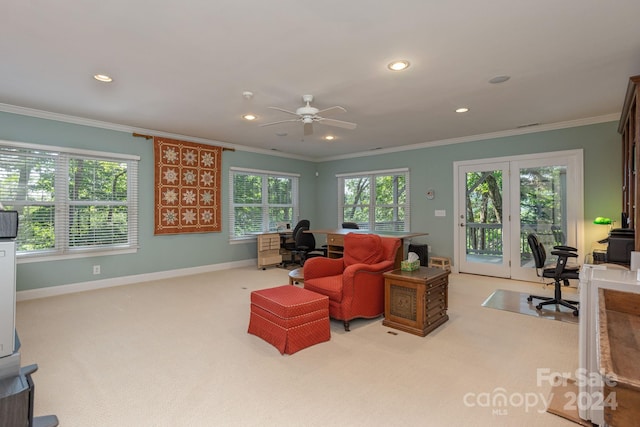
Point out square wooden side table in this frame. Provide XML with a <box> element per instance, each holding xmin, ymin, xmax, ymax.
<box><xmin>383</xmin><ymin>267</ymin><xmax>449</xmax><ymax>337</ymax></box>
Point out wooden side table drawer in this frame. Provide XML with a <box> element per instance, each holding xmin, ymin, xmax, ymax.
<box><xmin>383</xmin><ymin>267</ymin><xmax>450</xmax><ymax>337</ymax></box>
<box><xmin>425</xmin><ymin>289</ymin><xmax>446</xmax><ymax>311</ymax></box>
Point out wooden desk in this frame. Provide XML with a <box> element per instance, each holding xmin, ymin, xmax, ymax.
<box><xmin>306</xmin><ymin>228</ymin><xmax>428</xmax><ymax>268</ymax></box>
<box><xmin>383</xmin><ymin>267</ymin><xmax>449</xmax><ymax>337</ymax></box>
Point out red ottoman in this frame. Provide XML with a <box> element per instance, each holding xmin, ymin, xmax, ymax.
<box><xmin>248</xmin><ymin>285</ymin><xmax>330</xmax><ymax>355</ymax></box>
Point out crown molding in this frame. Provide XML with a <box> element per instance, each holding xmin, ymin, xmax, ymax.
<box><xmin>0</xmin><ymin>103</ymin><xmax>619</xmax><ymax>163</ymax></box>
<box><xmin>315</xmin><ymin>113</ymin><xmax>620</xmax><ymax>162</ymax></box>
<box><xmin>0</xmin><ymin>103</ymin><xmax>315</xmax><ymax>162</ymax></box>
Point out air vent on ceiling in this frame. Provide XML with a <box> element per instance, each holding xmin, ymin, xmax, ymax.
<box><xmin>517</xmin><ymin>123</ymin><xmax>540</xmax><ymax>129</ymax></box>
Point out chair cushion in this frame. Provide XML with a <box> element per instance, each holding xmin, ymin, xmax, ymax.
<box><xmin>304</xmin><ymin>275</ymin><xmax>344</xmax><ymax>302</ymax></box>
<box><xmin>250</xmin><ymin>285</ymin><xmax>328</xmax><ymax>318</ymax></box>
<box><xmin>344</xmin><ymin>233</ymin><xmax>384</xmax><ymax>266</ymax></box>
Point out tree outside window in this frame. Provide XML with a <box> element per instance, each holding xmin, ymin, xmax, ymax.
<box><xmin>0</xmin><ymin>142</ymin><xmax>139</xmax><ymax>258</ymax></box>
<box><xmin>230</xmin><ymin>168</ymin><xmax>299</xmax><ymax>239</ymax></box>
<box><xmin>339</xmin><ymin>169</ymin><xmax>409</xmax><ymax>232</ymax></box>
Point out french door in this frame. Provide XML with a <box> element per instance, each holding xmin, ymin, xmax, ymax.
<box><xmin>456</xmin><ymin>162</ymin><xmax>511</xmax><ymax>277</ymax></box>
<box><xmin>454</xmin><ymin>150</ymin><xmax>583</xmax><ymax>280</ymax></box>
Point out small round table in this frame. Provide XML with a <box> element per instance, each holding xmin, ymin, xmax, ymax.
<box><xmin>288</xmin><ymin>267</ymin><xmax>304</xmax><ymax>285</ymax></box>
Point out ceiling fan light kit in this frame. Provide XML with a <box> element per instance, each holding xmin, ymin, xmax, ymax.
<box><xmin>260</xmin><ymin>94</ymin><xmax>357</xmax><ymax>136</ymax></box>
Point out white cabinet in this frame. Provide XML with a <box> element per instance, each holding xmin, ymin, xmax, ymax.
<box><xmin>257</xmin><ymin>233</ymin><xmax>282</xmax><ymax>269</ymax></box>
<box><xmin>0</xmin><ymin>240</ymin><xmax>16</xmax><ymax>358</ymax></box>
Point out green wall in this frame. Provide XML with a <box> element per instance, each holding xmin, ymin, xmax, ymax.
<box><xmin>0</xmin><ymin>112</ymin><xmax>317</xmax><ymax>291</ymax></box>
<box><xmin>0</xmin><ymin>110</ymin><xmax>621</xmax><ymax>291</ymax></box>
<box><xmin>314</xmin><ymin>121</ymin><xmax>621</xmax><ymax>260</ymax></box>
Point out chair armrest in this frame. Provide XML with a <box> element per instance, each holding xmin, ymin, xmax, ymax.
<box><xmin>303</xmin><ymin>257</ymin><xmax>345</xmax><ymax>280</ymax></box>
<box><xmin>550</xmin><ymin>249</ymin><xmax>578</xmax><ymax>258</ymax></box>
<box><xmin>344</xmin><ymin>260</ymin><xmax>395</xmax><ymax>276</ymax></box>
<box><xmin>553</xmin><ymin>245</ymin><xmax>578</xmax><ymax>252</ymax></box>
<box><xmin>341</xmin><ymin>261</ymin><xmax>395</xmax><ymax>315</ymax></box>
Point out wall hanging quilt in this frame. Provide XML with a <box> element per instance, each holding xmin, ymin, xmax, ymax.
<box><xmin>154</xmin><ymin>137</ymin><xmax>222</xmax><ymax>234</ymax></box>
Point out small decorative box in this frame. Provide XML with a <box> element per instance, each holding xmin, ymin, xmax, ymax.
<box><xmin>401</xmin><ymin>260</ymin><xmax>420</xmax><ymax>271</ymax></box>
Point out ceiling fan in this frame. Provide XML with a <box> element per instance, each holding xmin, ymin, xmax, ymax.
<box><xmin>260</xmin><ymin>94</ymin><xmax>357</xmax><ymax>136</ymax></box>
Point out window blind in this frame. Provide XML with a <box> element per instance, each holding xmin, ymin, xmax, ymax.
<box><xmin>0</xmin><ymin>141</ymin><xmax>139</xmax><ymax>258</ymax></box>
<box><xmin>229</xmin><ymin>167</ymin><xmax>299</xmax><ymax>240</ymax></box>
<box><xmin>337</xmin><ymin>168</ymin><xmax>410</xmax><ymax>232</ymax></box>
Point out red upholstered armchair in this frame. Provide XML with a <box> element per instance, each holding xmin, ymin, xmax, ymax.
<box><xmin>303</xmin><ymin>233</ymin><xmax>401</xmax><ymax>331</ymax></box>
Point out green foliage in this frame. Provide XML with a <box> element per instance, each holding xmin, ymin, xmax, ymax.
<box><xmin>519</xmin><ymin>166</ymin><xmax>566</xmax><ymax>226</ymax></box>
<box><xmin>343</xmin><ymin>173</ymin><xmax>407</xmax><ymax>230</ymax></box>
<box><xmin>0</xmin><ymin>149</ymin><xmax>132</xmax><ymax>252</ymax></box>
<box><xmin>232</xmin><ymin>172</ymin><xmax>296</xmax><ymax>236</ymax></box>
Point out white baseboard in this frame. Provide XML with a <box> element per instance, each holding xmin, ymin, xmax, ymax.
<box><xmin>16</xmin><ymin>259</ymin><xmax>257</xmax><ymax>301</ymax></box>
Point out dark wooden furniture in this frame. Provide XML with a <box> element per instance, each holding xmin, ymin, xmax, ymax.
<box><xmin>383</xmin><ymin>267</ymin><xmax>449</xmax><ymax>337</ymax></box>
<box><xmin>598</xmin><ymin>288</ymin><xmax>640</xmax><ymax>426</ymax></box>
<box><xmin>619</xmin><ymin>74</ymin><xmax>640</xmax><ymax>251</ymax></box>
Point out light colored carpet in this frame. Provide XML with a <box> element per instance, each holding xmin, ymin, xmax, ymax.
<box><xmin>16</xmin><ymin>268</ymin><xmax>579</xmax><ymax>426</ymax></box>
<box><xmin>482</xmin><ymin>289</ymin><xmax>579</xmax><ymax>324</ymax></box>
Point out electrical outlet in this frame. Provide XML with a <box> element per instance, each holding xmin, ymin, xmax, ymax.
<box><xmin>93</xmin><ymin>265</ymin><xmax>101</xmax><ymax>275</ymax></box>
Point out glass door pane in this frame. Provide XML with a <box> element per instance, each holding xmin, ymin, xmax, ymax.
<box><xmin>510</xmin><ymin>152</ymin><xmax>581</xmax><ymax>283</ymax></box>
<box><xmin>519</xmin><ymin>165</ymin><xmax>568</xmax><ymax>268</ymax></box>
<box><xmin>457</xmin><ymin>162</ymin><xmax>510</xmax><ymax>278</ymax></box>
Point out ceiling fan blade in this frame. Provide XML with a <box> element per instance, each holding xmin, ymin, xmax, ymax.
<box><xmin>316</xmin><ymin>106</ymin><xmax>346</xmax><ymax>116</ymax></box>
<box><xmin>267</xmin><ymin>106</ymin><xmax>300</xmax><ymax>116</ymax></box>
<box><xmin>317</xmin><ymin>118</ymin><xmax>357</xmax><ymax>130</ymax></box>
<box><xmin>304</xmin><ymin>122</ymin><xmax>313</xmax><ymax>136</ymax></box>
<box><xmin>259</xmin><ymin>118</ymin><xmax>299</xmax><ymax>127</ymax></box>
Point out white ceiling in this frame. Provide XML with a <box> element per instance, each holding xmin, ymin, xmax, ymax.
<box><xmin>2</xmin><ymin>0</ymin><xmax>640</xmax><ymax>160</ymax></box>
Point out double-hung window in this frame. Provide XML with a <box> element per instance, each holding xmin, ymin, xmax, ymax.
<box><xmin>229</xmin><ymin>167</ymin><xmax>299</xmax><ymax>240</ymax></box>
<box><xmin>338</xmin><ymin>168</ymin><xmax>410</xmax><ymax>231</ymax></box>
<box><xmin>0</xmin><ymin>140</ymin><xmax>139</xmax><ymax>260</ymax></box>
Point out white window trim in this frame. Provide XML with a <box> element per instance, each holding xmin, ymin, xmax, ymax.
<box><xmin>0</xmin><ymin>139</ymin><xmax>140</xmax><ymax>262</ymax></box>
<box><xmin>229</xmin><ymin>167</ymin><xmax>300</xmax><ymax>242</ymax></box>
<box><xmin>337</xmin><ymin>167</ymin><xmax>410</xmax><ymax>231</ymax></box>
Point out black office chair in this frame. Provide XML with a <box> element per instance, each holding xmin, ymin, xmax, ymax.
<box><xmin>290</xmin><ymin>226</ymin><xmax>326</xmax><ymax>266</ymax></box>
<box><xmin>526</xmin><ymin>233</ymin><xmax>580</xmax><ymax>316</ymax></box>
<box><xmin>341</xmin><ymin>222</ymin><xmax>359</xmax><ymax>229</ymax></box>
<box><xmin>281</xmin><ymin>219</ymin><xmax>310</xmax><ymax>266</ymax></box>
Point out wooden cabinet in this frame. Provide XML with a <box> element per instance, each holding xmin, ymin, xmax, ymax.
<box><xmin>619</xmin><ymin>75</ymin><xmax>640</xmax><ymax>251</ymax></box>
<box><xmin>383</xmin><ymin>267</ymin><xmax>449</xmax><ymax>337</ymax></box>
<box><xmin>257</xmin><ymin>233</ymin><xmax>282</xmax><ymax>269</ymax></box>
<box><xmin>598</xmin><ymin>288</ymin><xmax>640</xmax><ymax>426</ymax></box>
<box><xmin>326</xmin><ymin>233</ymin><xmax>344</xmax><ymax>258</ymax></box>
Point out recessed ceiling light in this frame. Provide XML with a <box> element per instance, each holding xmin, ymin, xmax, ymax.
<box><xmin>489</xmin><ymin>75</ymin><xmax>510</xmax><ymax>84</ymax></box>
<box><xmin>455</xmin><ymin>107</ymin><xmax>470</xmax><ymax>113</ymax></box>
<box><xmin>93</xmin><ymin>74</ymin><xmax>113</xmax><ymax>83</ymax></box>
<box><xmin>324</xmin><ymin>135</ymin><xmax>335</xmax><ymax>141</ymax></box>
<box><xmin>242</xmin><ymin>114</ymin><xmax>257</xmax><ymax>121</ymax></box>
<box><xmin>387</xmin><ymin>60</ymin><xmax>410</xmax><ymax>71</ymax></box>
